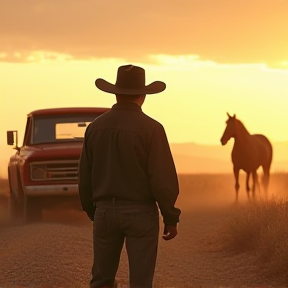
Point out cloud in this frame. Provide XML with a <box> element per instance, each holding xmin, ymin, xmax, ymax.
<box><xmin>0</xmin><ymin>0</ymin><xmax>287</xmax><ymax>67</ymax></box>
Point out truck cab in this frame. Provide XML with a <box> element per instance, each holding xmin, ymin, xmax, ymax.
<box><xmin>7</xmin><ymin>107</ymin><xmax>110</xmax><ymax>223</ymax></box>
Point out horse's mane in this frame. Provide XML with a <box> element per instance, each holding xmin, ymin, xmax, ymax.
<box><xmin>236</xmin><ymin>118</ymin><xmax>250</xmax><ymax>136</ymax></box>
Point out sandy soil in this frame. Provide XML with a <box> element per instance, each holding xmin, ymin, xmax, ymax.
<box><xmin>0</xmin><ymin>175</ymin><xmax>287</xmax><ymax>288</ymax></box>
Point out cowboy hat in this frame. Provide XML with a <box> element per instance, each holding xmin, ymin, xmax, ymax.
<box><xmin>95</xmin><ymin>64</ymin><xmax>166</xmax><ymax>95</ymax></box>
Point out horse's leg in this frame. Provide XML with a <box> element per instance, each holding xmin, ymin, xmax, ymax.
<box><xmin>262</xmin><ymin>164</ymin><xmax>271</xmax><ymax>200</ymax></box>
<box><xmin>256</xmin><ymin>172</ymin><xmax>261</xmax><ymax>199</ymax></box>
<box><xmin>246</xmin><ymin>172</ymin><xmax>251</xmax><ymax>200</ymax></box>
<box><xmin>233</xmin><ymin>166</ymin><xmax>240</xmax><ymax>203</ymax></box>
<box><xmin>251</xmin><ymin>170</ymin><xmax>258</xmax><ymax>201</ymax></box>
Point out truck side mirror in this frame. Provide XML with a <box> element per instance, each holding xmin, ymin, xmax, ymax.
<box><xmin>7</xmin><ymin>131</ymin><xmax>14</xmax><ymax>145</ymax></box>
<box><xmin>7</xmin><ymin>130</ymin><xmax>18</xmax><ymax>147</ymax></box>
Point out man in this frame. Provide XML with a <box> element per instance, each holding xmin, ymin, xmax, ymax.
<box><xmin>78</xmin><ymin>64</ymin><xmax>181</xmax><ymax>288</ymax></box>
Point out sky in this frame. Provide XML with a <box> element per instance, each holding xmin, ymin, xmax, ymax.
<box><xmin>0</xmin><ymin>0</ymin><xmax>288</xmax><ymax>155</ymax></box>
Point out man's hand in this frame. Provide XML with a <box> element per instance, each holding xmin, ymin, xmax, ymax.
<box><xmin>162</xmin><ymin>225</ymin><xmax>178</xmax><ymax>241</ymax></box>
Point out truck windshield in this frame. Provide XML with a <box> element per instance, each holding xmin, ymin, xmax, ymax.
<box><xmin>32</xmin><ymin>114</ymin><xmax>98</xmax><ymax>144</ymax></box>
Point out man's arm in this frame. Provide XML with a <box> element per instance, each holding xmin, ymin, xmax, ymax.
<box><xmin>78</xmin><ymin>136</ymin><xmax>95</xmax><ymax>221</ymax></box>
<box><xmin>147</xmin><ymin>124</ymin><xmax>181</xmax><ymax>227</ymax></box>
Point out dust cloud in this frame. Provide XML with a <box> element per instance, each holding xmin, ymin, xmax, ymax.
<box><xmin>176</xmin><ymin>173</ymin><xmax>288</xmax><ymax>213</ymax></box>
<box><xmin>0</xmin><ymin>173</ymin><xmax>287</xmax><ymax>227</ymax></box>
<box><xmin>0</xmin><ymin>162</ymin><xmax>8</xmax><ymax>179</ymax></box>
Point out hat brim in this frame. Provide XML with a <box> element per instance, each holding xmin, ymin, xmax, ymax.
<box><xmin>95</xmin><ymin>78</ymin><xmax>166</xmax><ymax>95</ymax></box>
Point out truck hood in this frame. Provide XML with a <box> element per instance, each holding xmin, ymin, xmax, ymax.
<box><xmin>20</xmin><ymin>142</ymin><xmax>83</xmax><ymax>161</ymax></box>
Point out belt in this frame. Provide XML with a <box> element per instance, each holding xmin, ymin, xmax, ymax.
<box><xmin>95</xmin><ymin>197</ymin><xmax>155</xmax><ymax>205</ymax></box>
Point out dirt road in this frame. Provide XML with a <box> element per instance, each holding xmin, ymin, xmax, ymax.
<box><xmin>0</xmin><ymin>203</ymin><xmax>285</xmax><ymax>288</ymax></box>
<box><xmin>1</xmin><ymin>173</ymin><xmax>287</xmax><ymax>287</ymax></box>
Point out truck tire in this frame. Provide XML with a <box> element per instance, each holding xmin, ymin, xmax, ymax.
<box><xmin>9</xmin><ymin>193</ymin><xmax>25</xmax><ymax>222</ymax></box>
<box><xmin>9</xmin><ymin>171</ymin><xmax>25</xmax><ymax>224</ymax></box>
<box><xmin>24</xmin><ymin>196</ymin><xmax>42</xmax><ymax>223</ymax></box>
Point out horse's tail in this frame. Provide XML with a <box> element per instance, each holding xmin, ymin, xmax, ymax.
<box><xmin>255</xmin><ymin>134</ymin><xmax>272</xmax><ymax>196</ymax></box>
<box><xmin>262</xmin><ymin>145</ymin><xmax>272</xmax><ymax>196</ymax></box>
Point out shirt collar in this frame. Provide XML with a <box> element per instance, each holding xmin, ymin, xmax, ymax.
<box><xmin>112</xmin><ymin>102</ymin><xmax>142</xmax><ymax>112</ymax></box>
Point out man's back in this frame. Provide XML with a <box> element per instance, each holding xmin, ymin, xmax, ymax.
<box><xmin>85</xmin><ymin>102</ymin><xmax>159</xmax><ymax>202</ymax></box>
<box><xmin>83</xmin><ymin>101</ymin><xmax>180</xmax><ymax>204</ymax></box>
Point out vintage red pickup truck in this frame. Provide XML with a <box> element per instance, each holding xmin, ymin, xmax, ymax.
<box><xmin>7</xmin><ymin>107</ymin><xmax>110</xmax><ymax>223</ymax></box>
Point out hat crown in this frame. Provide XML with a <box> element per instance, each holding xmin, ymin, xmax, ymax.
<box><xmin>115</xmin><ymin>65</ymin><xmax>145</xmax><ymax>90</ymax></box>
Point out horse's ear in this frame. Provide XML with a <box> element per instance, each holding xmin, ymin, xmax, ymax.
<box><xmin>226</xmin><ymin>112</ymin><xmax>231</xmax><ymax>118</ymax></box>
<box><xmin>233</xmin><ymin>114</ymin><xmax>236</xmax><ymax>119</ymax></box>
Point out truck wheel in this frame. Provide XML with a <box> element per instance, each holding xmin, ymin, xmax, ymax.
<box><xmin>9</xmin><ymin>171</ymin><xmax>26</xmax><ymax>224</ymax></box>
<box><xmin>9</xmin><ymin>193</ymin><xmax>25</xmax><ymax>223</ymax></box>
<box><xmin>24</xmin><ymin>196</ymin><xmax>42</xmax><ymax>223</ymax></box>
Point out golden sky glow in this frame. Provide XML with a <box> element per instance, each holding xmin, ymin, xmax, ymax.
<box><xmin>0</xmin><ymin>0</ymin><xmax>288</xmax><ymax>67</ymax></box>
<box><xmin>0</xmin><ymin>0</ymin><xmax>288</xmax><ymax>174</ymax></box>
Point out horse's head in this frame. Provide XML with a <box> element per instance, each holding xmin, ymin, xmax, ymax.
<box><xmin>220</xmin><ymin>112</ymin><xmax>237</xmax><ymax>145</ymax></box>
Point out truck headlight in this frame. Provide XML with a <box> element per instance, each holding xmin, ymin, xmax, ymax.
<box><xmin>30</xmin><ymin>164</ymin><xmax>47</xmax><ymax>180</ymax></box>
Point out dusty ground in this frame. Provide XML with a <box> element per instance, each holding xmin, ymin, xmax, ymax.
<box><xmin>0</xmin><ymin>174</ymin><xmax>287</xmax><ymax>288</ymax></box>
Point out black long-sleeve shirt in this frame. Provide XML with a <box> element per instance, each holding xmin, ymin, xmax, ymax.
<box><xmin>78</xmin><ymin>102</ymin><xmax>181</xmax><ymax>225</ymax></box>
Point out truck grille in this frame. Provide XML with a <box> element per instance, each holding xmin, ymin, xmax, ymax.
<box><xmin>30</xmin><ymin>160</ymin><xmax>79</xmax><ymax>181</ymax></box>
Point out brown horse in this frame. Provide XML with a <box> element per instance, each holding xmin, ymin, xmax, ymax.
<box><xmin>220</xmin><ymin>113</ymin><xmax>273</xmax><ymax>202</ymax></box>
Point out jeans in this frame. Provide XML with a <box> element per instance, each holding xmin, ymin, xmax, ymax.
<box><xmin>90</xmin><ymin>200</ymin><xmax>160</xmax><ymax>288</ymax></box>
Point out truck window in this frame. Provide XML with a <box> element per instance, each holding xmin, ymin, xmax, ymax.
<box><xmin>32</xmin><ymin>114</ymin><xmax>98</xmax><ymax>144</ymax></box>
